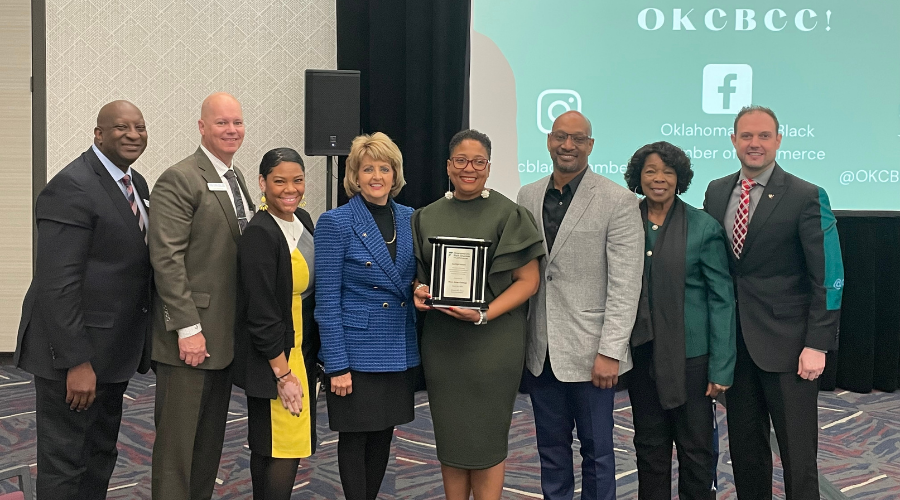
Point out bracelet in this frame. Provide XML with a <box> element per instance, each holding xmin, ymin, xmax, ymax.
<box><xmin>275</xmin><ymin>369</ymin><xmax>292</xmax><ymax>383</ymax></box>
<box><xmin>414</xmin><ymin>283</ymin><xmax>428</xmax><ymax>292</ymax></box>
<box><xmin>474</xmin><ymin>310</ymin><xmax>488</xmax><ymax>325</ymax></box>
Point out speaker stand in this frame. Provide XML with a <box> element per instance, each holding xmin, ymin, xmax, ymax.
<box><xmin>326</xmin><ymin>156</ymin><xmax>333</xmax><ymax>211</ymax></box>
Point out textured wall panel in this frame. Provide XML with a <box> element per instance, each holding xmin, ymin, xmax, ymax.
<box><xmin>0</xmin><ymin>0</ymin><xmax>32</xmax><ymax>351</ymax></box>
<box><xmin>46</xmin><ymin>0</ymin><xmax>337</xmax><ymax>220</ymax></box>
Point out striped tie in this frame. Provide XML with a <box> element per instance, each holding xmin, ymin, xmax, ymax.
<box><xmin>122</xmin><ymin>174</ymin><xmax>147</xmax><ymax>244</ymax></box>
<box><xmin>732</xmin><ymin>178</ymin><xmax>756</xmax><ymax>258</ymax></box>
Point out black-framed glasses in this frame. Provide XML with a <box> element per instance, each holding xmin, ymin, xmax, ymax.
<box><xmin>450</xmin><ymin>156</ymin><xmax>490</xmax><ymax>171</ymax></box>
<box><xmin>549</xmin><ymin>131</ymin><xmax>591</xmax><ymax>146</ymax></box>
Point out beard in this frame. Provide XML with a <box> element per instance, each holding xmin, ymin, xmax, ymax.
<box><xmin>552</xmin><ymin>158</ymin><xmax>585</xmax><ymax>174</ymax></box>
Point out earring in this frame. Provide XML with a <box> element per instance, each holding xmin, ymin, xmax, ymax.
<box><xmin>299</xmin><ymin>196</ymin><xmax>307</xmax><ymax>208</ymax></box>
<box><xmin>259</xmin><ymin>194</ymin><xmax>268</xmax><ymax>211</ymax></box>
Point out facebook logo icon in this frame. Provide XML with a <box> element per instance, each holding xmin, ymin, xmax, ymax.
<box><xmin>702</xmin><ymin>64</ymin><xmax>753</xmax><ymax>114</ymax></box>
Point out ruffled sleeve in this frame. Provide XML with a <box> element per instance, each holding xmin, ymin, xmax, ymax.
<box><xmin>487</xmin><ymin>205</ymin><xmax>545</xmax><ymax>295</ymax></box>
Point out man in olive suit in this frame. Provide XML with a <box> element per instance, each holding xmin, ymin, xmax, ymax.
<box><xmin>149</xmin><ymin>92</ymin><xmax>254</xmax><ymax>500</ymax></box>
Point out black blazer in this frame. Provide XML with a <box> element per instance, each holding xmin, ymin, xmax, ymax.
<box><xmin>15</xmin><ymin>148</ymin><xmax>153</xmax><ymax>383</ymax></box>
<box><xmin>703</xmin><ymin>164</ymin><xmax>843</xmax><ymax>372</ymax></box>
<box><xmin>233</xmin><ymin>209</ymin><xmax>319</xmax><ymax>399</ymax></box>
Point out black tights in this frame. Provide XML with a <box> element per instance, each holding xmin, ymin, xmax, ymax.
<box><xmin>249</xmin><ymin>453</ymin><xmax>301</xmax><ymax>500</ymax></box>
<box><xmin>337</xmin><ymin>427</ymin><xmax>395</xmax><ymax>500</ymax></box>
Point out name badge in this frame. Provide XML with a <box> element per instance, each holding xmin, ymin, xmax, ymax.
<box><xmin>143</xmin><ymin>199</ymin><xmax>150</xmax><ymax>208</ymax></box>
<box><xmin>207</xmin><ymin>182</ymin><xmax>227</xmax><ymax>192</ymax></box>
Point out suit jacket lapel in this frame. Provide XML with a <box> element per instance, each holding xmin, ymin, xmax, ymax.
<box><xmin>548</xmin><ymin>172</ymin><xmax>596</xmax><ymax>264</ymax></box>
<box><xmin>712</xmin><ymin>172</ymin><xmax>740</xmax><ymax>227</ymax></box>
<box><xmin>132</xmin><ymin>174</ymin><xmax>150</xmax><ymax>215</ymax></box>
<box><xmin>742</xmin><ymin>164</ymin><xmax>786</xmax><ymax>256</ymax></box>
<box><xmin>530</xmin><ymin>182</ymin><xmax>551</xmax><ymax>262</ymax></box>
<box><xmin>86</xmin><ymin>149</ymin><xmax>145</xmax><ymax>246</ymax></box>
<box><xmin>194</xmin><ymin>148</ymin><xmax>242</xmax><ymax>241</ymax></box>
<box><xmin>392</xmin><ymin>200</ymin><xmax>414</xmax><ymax>290</ymax></box>
<box><xmin>350</xmin><ymin>195</ymin><xmax>404</xmax><ymax>294</ymax></box>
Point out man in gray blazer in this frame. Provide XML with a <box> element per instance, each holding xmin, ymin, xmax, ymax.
<box><xmin>149</xmin><ymin>92</ymin><xmax>254</xmax><ymax>500</ymax></box>
<box><xmin>517</xmin><ymin>111</ymin><xmax>643</xmax><ymax>500</ymax></box>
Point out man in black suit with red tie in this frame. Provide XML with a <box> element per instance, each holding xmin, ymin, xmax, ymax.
<box><xmin>704</xmin><ymin>105</ymin><xmax>844</xmax><ymax>500</ymax></box>
<box><xmin>15</xmin><ymin>100</ymin><xmax>153</xmax><ymax>500</ymax></box>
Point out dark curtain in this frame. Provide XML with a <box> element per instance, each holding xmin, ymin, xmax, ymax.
<box><xmin>821</xmin><ymin>216</ymin><xmax>900</xmax><ymax>393</ymax></box>
<box><xmin>336</xmin><ymin>0</ymin><xmax>470</xmax><ymax>210</ymax></box>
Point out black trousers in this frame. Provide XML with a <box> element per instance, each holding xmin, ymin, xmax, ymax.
<box><xmin>628</xmin><ymin>345</ymin><xmax>715</xmax><ymax>500</ymax></box>
<box><xmin>727</xmin><ymin>334</ymin><xmax>820</xmax><ymax>500</ymax></box>
<box><xmin>151</xmin><ymin>363</ymin><xmax>232</xmax><ymax>500</ymax></box>
<box><xmin>34</xmin><ymin>376</ymin><xmax>129</xmax><ymax>500</ymax></box>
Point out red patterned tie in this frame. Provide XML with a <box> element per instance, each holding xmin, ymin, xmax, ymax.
<box><xmin>122</xmin><ymin>174</ymin><xmax>147</xmax><ymax>243</ymax></box>
<box><xmin>732</xmin><ymin>178</ymin><xmax>756</xmax><ymax>258</ymax></box>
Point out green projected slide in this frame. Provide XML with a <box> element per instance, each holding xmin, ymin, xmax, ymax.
<box><xmin>470</xmin><ymin>1</ymin><xmax>900</xmax><ymax>210</ymax></box>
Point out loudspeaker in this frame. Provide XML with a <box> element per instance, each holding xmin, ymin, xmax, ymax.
<box><xmin>304</xmin><ymin>69</ymin><xmax>361</xmax><ymax>156</ymax></box>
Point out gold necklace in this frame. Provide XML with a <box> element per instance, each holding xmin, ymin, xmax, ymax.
<box><xmin>384</xmin><ymin>208</ymin><xmax>396</xmax><ymax>244</ymax></box>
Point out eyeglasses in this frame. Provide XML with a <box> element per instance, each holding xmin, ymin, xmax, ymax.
<box><xmin>450</xmin><ymin>156</ymin><xmax>490</xmax><ymax>171</ymax></box>
<box><xmin>549</xmin><ymin>132</ymin><xmax>591</xmax><ymax>146</ymax></box>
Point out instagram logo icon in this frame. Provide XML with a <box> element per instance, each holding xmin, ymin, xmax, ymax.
<box><xmin>536</xmin><ymin>89</ymin><xmax>582</xmax><ymax>133</ymax></box>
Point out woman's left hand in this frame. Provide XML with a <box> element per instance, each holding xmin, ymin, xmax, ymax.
<box><xmin>277</xmin><ymin>373</ymin><xmax>304</xmax><ymax>416</ymax></box>
<box><xmin>439</xmin><ymin>306</ymin><xmax>482</xmax><ymax>323</ymax></box>
<box><xmin>706</xmin><ymin>382</ymin><xmax>730</xmax><ymax>398</ymax></box>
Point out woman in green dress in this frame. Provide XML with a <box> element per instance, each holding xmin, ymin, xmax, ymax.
<box><xmin>412</xmin><ymin>129</ymin><xmax>545</xmax><ymax>500</ymax></box>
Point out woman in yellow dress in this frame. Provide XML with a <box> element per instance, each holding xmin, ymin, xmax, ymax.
<box><xmin>233</xmin><ymin>147</ymin><xmax>319</xmax><ymax>499</ymax></box>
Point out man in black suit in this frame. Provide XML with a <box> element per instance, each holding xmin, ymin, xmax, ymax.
<box><xmin>15</xmin><ymin>100</ymin><xmax>152</xmax><ymax>500</ymax></box>
<box><xmin>704</xmin><ymin>105</ymin><xmax>844</xmax><ymax>500</ymax></box>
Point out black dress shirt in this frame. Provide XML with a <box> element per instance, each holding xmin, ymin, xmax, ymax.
<box><xmin>542</xmin><ymin>167</ymin><xmax>588</xmax><ymax>253</ymax></box>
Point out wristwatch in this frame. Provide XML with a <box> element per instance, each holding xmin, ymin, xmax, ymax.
<box><xmin>474</xmin><ymin>310</ymin><xmax>488</xmax><ymax>325</ymax></box>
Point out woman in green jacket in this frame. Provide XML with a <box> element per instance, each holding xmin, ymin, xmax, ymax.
<box><xmin>623</xmin><ymin>141</ymin><xmax>736</xmax><ymax>500</ymax></box>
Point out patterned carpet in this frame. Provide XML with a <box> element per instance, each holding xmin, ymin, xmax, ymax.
<box><xmin>1</xmin><ymin>365</ymin><xmax>898</xmax><ymax>499</ymax></box>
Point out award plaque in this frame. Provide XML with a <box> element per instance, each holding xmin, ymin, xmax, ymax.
<box><xmin>424</xmin><ymin>236</ymin><xmax>492</xmax><ymax>310</ymax></box>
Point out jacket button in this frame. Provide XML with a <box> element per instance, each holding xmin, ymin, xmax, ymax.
<box><xmin>401</xmin><ymin>301</ymin><xmax>406</xmax><ymax>307</ymax></box>
<box><xmin>646</xmin><ymin>250</ymin><xmax>653</xmax><ymax>256</ymax></box>
<box><xmin>382</xmin><ymin>302</ymin><xmax>389</xmax><ymax>308</ymax></box>
<box><xmin>366</xmin><ymin>262</ymin><xmax>372</xmax><ymax>267</ymax></box>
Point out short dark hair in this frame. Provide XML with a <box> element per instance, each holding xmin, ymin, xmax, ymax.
<box><xmin>734</xmin><ymin>105</ymin><xmax>779</xmax><ymax>134</ymax></box>
<box><xmin>624</xmin><ymin>141</ymin><xmax>694</xmax><ymax>195</ymax></box>
<box><xmin>259</xmin><ymin>147</ymin><xmax>305</xmax><ymax>177</ymax></box>
<box><xmin>449</xmin><ymin>129</ymin><xmax>492</xmax><ymax>159</ymax></box>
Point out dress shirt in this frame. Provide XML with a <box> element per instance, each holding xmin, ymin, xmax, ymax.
<box><xmin>542</xmin><ymin>167</ymin><xmax>588</xmax><ymax>253</ymax></box>
<box><xmin>92</xmin><ymin>144</ymin><xmax>149</xmax><ymax>230</ymax></box>
<box><xmin>724</xmin><ymin>165</ymin><xmax>775</xmax><ymax>238</ymax></box>
<box><xmin>177</xmin><ymin>146</ymin><xmax>252</xmax><ymax>339</ymax></box>
<box><xmin>199</xmin><ymin>144</ymin><xmax>251</xmax><ymax>220</ymax></box>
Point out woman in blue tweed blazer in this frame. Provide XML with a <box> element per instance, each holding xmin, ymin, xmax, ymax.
<box><xmin>314</xmin><ymin>132</ymin><xmax>419</xmax><ymax>500</ymax></box>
